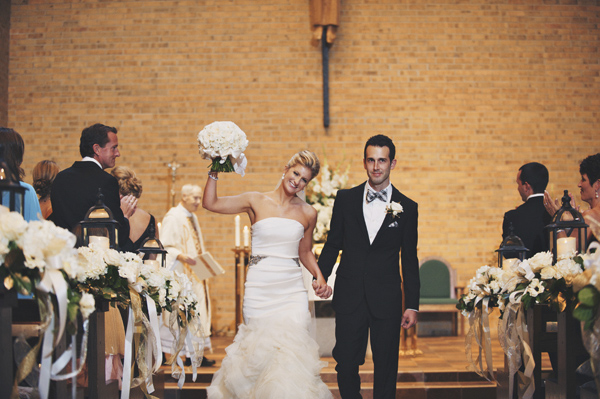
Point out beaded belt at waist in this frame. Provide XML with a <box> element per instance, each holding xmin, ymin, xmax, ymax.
<box><xmin>249</xmin><ymin>255</ymin><xmax>300</xmax><ymax>267</ymax></box>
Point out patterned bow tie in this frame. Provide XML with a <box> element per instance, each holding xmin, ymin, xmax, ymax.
<box><xmin>366</xmin><ymin>189</ymin><xmax>387</xmax><ymax>203</ymax></box>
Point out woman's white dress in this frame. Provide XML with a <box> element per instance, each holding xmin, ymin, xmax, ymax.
<box><xmin>207</xmin><ymin>217</ymin><xmax>332</xmax><ymax>399</ymax></box>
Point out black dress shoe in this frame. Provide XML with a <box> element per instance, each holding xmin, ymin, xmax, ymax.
<box><xmin>200</xmin><ymin>357</ymin><xmax>216</xmax><ymax>367</ymax></box>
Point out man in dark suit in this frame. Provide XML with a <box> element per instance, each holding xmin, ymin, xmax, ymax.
<box><xmin>50</xmin><ymin>123</ymin><xmax>136</xmax><ymax>251</ymax></box>
<box><xmin>317</xmin><ymin>135</ymin><xmax>419</xmax><ymax>399</ymax></box>
<box><xmin>502</xmin><ymin>162</ymin><xmax>551</xmax><ymax>258</ymax></box>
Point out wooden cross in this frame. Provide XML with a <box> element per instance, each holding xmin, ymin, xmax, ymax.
<box><xmin>310</xmin><ymin>0</ymin><xmax>340</xmax><ymax>128</ymax></box>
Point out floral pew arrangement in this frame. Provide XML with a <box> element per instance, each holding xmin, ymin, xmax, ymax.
<box><xmin>456</xmin><ymin>250</ymin><xmax>595</xmax><ymax>398</ymax></box>
<box><xmin>0</xmin><ymin>205</ymin><xmax>204</xmax><ymax>399</ymax></box>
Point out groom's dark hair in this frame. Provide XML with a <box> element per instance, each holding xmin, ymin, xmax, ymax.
<box><xmin>364</xmin><ymin>135</ymin><xmax>396</xmax><ymax>161</ymax></box>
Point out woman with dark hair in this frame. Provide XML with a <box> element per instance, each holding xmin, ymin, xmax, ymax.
<box><xmin>545</xmin><ymin>153</ymin><xmax>600</xmax><ymax>247</ymax></box>
<box><xmin>0</xmin><ymin>127</ymin><xmax>42</xmax><ymax>221</ymax></box>
<box><xmin>32</xmin><ymin>160</ymin><xmax>59</xmax><ymax>219</ymax></box>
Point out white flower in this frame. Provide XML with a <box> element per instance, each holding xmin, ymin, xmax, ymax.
<box><xmin>79</xmin><ymin>292</ymin><xmax>96</xmax><ymax>319</ymax></box>
<box><xmin>386</xmin><ymin>201</ymin><xmax>403</xmax><ymax>218</ymax></box>
<box><xmin>197</xmin><ymin>121</ymin><xmax>249</xmax><ymax>176</ymax></box>
<box><xmin>528</xmin><ymin>251</ymin><xmax>553</xmax><ymax>273</ymax></box>
<box><xmin>525</xmin><ymin>278</ymin><xmax>545</xmax><ymax>297</ymax></box>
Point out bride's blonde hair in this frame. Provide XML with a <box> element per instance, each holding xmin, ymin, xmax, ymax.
<box><xmin>285</xmin><ymin>150</ymin><xmax>320</xmax><ymax>180</ymax></box>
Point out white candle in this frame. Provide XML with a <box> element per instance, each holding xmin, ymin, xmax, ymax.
<box><xmin>89</xmin><ymin>236</ymin><xmax>110</xmax><ymax>250</ymax></box>
<box><xmin>557</xmin><ymin>237</ymin><xmax>577</xmax><ymax>256</ymax></box>
<box><xmin>144</xmin><ymin>259</ymin><xmax>160</xmax><ymax>268</ymax></box>
<box><xmin>243</xmin><ymin>226</ymin><xmax>250</xmax><ymax>247</ymax></box>
<box><xmin>503</xmin><ymin>258</ymin><xmax>519</xmax><ymax>271</ymax></box>
<box><xmin>234</xmin><ymin>215</ymin><xmax>241</xmax><ymax>247</ymax></box>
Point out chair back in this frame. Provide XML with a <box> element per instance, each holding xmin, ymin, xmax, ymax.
<box><xmin>419</xmin><ymin>257</ymin><xmax>453</xmax><ymax>299</ymax></box>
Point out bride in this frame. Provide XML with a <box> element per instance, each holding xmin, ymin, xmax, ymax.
<box><xmin>203</xmin><ymin>150</ymin><xmax>333</xmax><ymax>399</ymax></box>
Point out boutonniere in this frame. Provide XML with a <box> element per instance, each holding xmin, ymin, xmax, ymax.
<box><xmin>386</xmin><ymin>201</ymin><xmax>403</xmax><ymax>219</ymax></box>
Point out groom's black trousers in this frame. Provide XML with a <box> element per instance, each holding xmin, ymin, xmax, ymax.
<box><xmin>333</xmin><ymin>297</ymin><xmax>402</xmax><ymax>399</ymax></box>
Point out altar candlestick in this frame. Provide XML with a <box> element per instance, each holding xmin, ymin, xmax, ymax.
<box><xmin>234</xmin><ymin>215</ymin><xmax>241</xmax><ymax>247</ymax></box>
<box><xmin>243</xmin><ymin>226</ymin><xmax>250</xmax><ymax>247</ymax></box>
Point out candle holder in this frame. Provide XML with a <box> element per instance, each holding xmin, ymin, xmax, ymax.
<box><xmin>233</xmin><ymin>246</ymin><xmax>250</xmax><ymax>331</ymax></box>
<box><xmin>496</xmin><ymin>223</ymin><xmax>529</xmax><ymax>269</ymax></box>
<box><xmin>546</xmin><ymin>190</ymin><xmax>588</xmax><ymax>264</ymax></box>
<box><xmin>78</xmin><ymin>189</ymin><xmax>120</xmax><ymax>250</ymax></box>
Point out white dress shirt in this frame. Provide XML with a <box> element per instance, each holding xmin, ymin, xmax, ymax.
<box><xmin>363</xmin><ymin>182</ymin><xmax>392</xmax><ymax>244</ymax></box>
<box><xmin>81</xmin><ymin>156</ymin><xmax>102</xmax><ymax>169</ymax></box>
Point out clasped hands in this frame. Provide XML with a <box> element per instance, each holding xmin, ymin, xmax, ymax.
<box><xmin>312</xmin><ymin>278</ymin><xmax>333</xmax><ymax>300</ymax></box>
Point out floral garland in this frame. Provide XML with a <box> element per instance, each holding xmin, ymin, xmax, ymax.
<box><xmin>306</xmin><ymin>163</ymin><xmax>349</xmax><ymax>243</ymax></box>
<box><xmin>0</xmin><ymin>205</ymin><xmax>204</xmax><ymax>399</ymax></box>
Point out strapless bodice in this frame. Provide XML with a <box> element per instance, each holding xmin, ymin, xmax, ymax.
<box><xmin>251</xmin><ymin>217</ymin><xmax>304</xmax><ymax>259</ymax></box>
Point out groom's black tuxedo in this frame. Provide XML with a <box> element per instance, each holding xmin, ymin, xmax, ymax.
<box><xmin>50</xmin><ymin>161</ymin><xmax>132</xmax><ymax>250</ymax></box>
<box><xmin>318</xmin><ymin>182</ymin><xmax>419</xmax><ymax>399</ymax></box>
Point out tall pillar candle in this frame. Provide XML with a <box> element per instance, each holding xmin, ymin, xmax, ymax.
<box><xmin>234</xmin><ymin>215</ymin><xmax>241</xmax><ymax>247</ymax></box>
<box><xmin>243</xmin><ymin>226</ymin><xmax>250</xmax><ymax>247</ymax></box>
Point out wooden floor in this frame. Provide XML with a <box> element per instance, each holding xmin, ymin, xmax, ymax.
<box><xmin>156</xmin><ymin>320</ymin><xmax>553</xmax><ymax>399</ymax></box>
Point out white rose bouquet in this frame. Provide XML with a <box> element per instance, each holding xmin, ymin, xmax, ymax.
<box><xmin>197</xmin><ymin>121</ymin><xmax>249</xmax><ymax>176</ymax></box>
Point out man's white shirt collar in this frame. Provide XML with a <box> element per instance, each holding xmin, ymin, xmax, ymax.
<box><xmin>81</xmin><ymin>156</ymin><xmax>102</xmax><ymax>169</ymax></box>
<box><xmin>527</xmin><ymin>193</ymin><xmax>545</xmax><ymax>201</ymax></box>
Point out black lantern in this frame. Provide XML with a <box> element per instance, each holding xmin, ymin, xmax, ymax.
<box><xmin>0</xmin><ymin>144</ymin><xmax>25</xmax><ymax>215</ymax></box>
<box><xmin>496</xmin><ymin>223</ymin><xmax>529</xmax><ymax>269</ymax></box>
<box><xmin>78</xmin><ymin>189</ymin><xmax>120</xmax><ymax>249</ymax></box>
<box><xmin>546</xmin><ymin>190</ymin><xmax>588</xmax><ymax>263</ymax></box>
<box><xmin>137</xmin><ymin>223</ymin><xmax>168</xmax><ymax>268</ymax></box>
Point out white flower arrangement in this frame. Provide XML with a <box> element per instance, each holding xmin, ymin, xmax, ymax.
<box><xmin>306</xmin><ymin>163</ymin><xmax>350</xmax><ymax>243</ymax></box>
<box><xmin>197</xmin><ymin>121</ymin><xmax>249</xmax><ymax>176</ymax></box>
<box><xmin>386</xmin><ymin>201</ymin><xmax>403</xmax><ymax>219</ymax></box>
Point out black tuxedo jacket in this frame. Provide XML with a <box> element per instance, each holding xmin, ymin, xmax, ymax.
<box><xmin>50</xmin><ymin>161</ymin><xmax>132</xmax><ymax>250</ymax></box>
<box><xmin>502</xmin><ymin>195</ymin><xmax>552</xmax><ymax>258</ymax></box>
<box><xmin>318</xmin><ymin>182</ymin><xmax>420</xmax><ymax>318</ymax></box>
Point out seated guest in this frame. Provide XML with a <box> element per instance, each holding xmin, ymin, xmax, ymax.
<box><xmin>0</xmin><ymin>127</ymin><xmax>42</xmax><ymax>221</ymax></box>
<box><xmin>502</xmin><ymin>162</ymin><xmax>552</xmax><ymax>258</ymax></box>
<box><xmin>545</xmin><ymin>153</ymin><xmax>600</xmax><ymax>248</ymax></box>
<box><xmin>32</xmin><ymin>160</ymin><xmax>59</xmax><ymax>220</ymax></box>
<box><xmin>50</xmin><ymin>123</ymin><xmax>137</xmax><ymax>250</ymax></box>
<box><xmin>111</xmin><ymin>166</ymin><xmax>158</xmax><ymax>249</ymax></box>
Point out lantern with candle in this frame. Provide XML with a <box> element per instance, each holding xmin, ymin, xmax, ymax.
<box><xmin>137</xmin><ymin>223</ymin><xmax>168</xmax><ymax>268</ymax></box>
<box><xmin>496</xmin><ymin>223</ymin><xmax>529</xmax><ymax>270</ymax></box>
<box><xmin>546</xmin><ymin>190</ymin><xmax>588</xmax><ymax>263</ymax></box>
<box><xmin>78</xmin><ymin>188</ymin><xmax>120</xmax><ymax>250</ymax></box>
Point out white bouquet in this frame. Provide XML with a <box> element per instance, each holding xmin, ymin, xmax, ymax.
<box><xmin>197</xmin><ymin>121</ymin><xmax>249</xmax><ymax>176</ymax></box>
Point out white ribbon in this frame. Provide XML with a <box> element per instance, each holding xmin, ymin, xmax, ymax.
<box><xmin>121</xmin><ymin>306</ymin><xmax>135</xmax><ymax>399</ymax></box>
<box><xmin>233</xmin><ymin>153</ymin><xmax>248</xmax><ymax>177</ymax></box>
<box><xmin>145</xmin><ymin>294</ymin><xmax>162</xmax><ymax>373</ymax></box>
<box><xmin>38</xmin><ymin>305</ymin><xmax>54</xmax><ymax>399</ymax></box>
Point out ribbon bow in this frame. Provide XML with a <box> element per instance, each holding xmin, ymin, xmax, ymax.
<box><xmin>366</xmin><ymin>189</ymin><xmax>387</xmax><ymax>203</ymax></box>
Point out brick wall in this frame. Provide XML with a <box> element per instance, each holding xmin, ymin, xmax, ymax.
<box><xmin>8</xmin><ymin>0</ymin><xmax>600</xmax><ymax>333</ymax></box>
<box><xmin>0</xmin><ymin>0</ymin><xmax>10</xmax><ymax>126</ymax></box>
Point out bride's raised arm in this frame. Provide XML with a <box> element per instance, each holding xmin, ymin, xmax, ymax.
<box><xmin>202</xmin><ymin>171</ymin><xmax>256</xmax><ymax>216</ymax></box>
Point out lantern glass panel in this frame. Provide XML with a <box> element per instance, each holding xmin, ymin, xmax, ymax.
<box><xmin>547</xmin><ymin>190</ymin><xmax>588</xmax><ymax>262</ymax></box>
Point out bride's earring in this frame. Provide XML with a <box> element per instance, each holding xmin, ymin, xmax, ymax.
<box><xmin>281</xmin><ymin>173</ymin><xmax>285</xmax><ymax>180</ymax></box>
<box><xmin>596</xmin><ymin>190</ymin><xmax>599</xmax><ymax>199</ymax></box>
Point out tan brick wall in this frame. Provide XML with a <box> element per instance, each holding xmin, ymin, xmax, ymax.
<box><xmin>0</xmin><ymin>0</ymin><xmax>10</xmax><ymax>126</ymax></box>
<box><xmin>8</xmin><ymin>0</ymin><xmax>600</xmax><ymax>333</ymax></box>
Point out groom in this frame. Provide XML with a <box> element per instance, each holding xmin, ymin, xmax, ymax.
<box><xmin>317</xmin><ymin>135</ymin><xmax>420</xmax><ymax>399</ymax></box>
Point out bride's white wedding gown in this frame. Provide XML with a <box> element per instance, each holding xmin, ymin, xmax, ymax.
<box><xmin>207</xmin><ymin>217</ymin><xmax>332</xmax><ymax>399</ymax></box>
